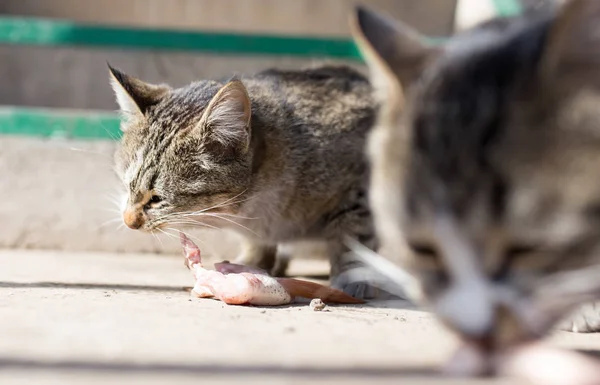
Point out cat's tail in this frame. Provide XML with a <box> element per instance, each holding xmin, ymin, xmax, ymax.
<box><xmin>276</xmin><ymin>278</ymin><xmax>365</xmax><ymax>304</ymax></box>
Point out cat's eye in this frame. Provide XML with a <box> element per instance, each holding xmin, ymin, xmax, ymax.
<box><xmin>407</xmin><ymin>242</ymin><xmax>448</xmax><ymax>288</ymax></box>
<box><xmin>505</xmin><ymin>244</ymin><xmax>538</xmax><ymax>259</ymax></box>
<box><xmin>408</xmin><ymin>243</ymin><xmax>444</xmax><ymax>272</ymax></box>
<box><xmin>145</xmin><ymin>195</ymin><xmax>163</xmax><ymax>210</ymax></box>
<box><xmin>407</xmin><ymin>242</ymin><xmax>439</xmax><ymax>260</ymax></box>
<box><xmin>494</xmin><ymin>243</ymin><xmax>539</xmax><ymax>282</ymax></box>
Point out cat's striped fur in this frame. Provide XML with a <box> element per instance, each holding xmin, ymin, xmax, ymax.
<box><xmin>353</xmin><ymin>0</ymin><xmax>600</xmax><ymax>348</ymax></box>
<box><xmin>109</xmin><ymin>64</ymin><xmax>390</xmax><ymax>299</ymax></box>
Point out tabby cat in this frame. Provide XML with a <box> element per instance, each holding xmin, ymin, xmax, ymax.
<box><xmin>351</xmin><ymin>0</ymin><xmax>600</xmax><ymax>348</ymax></box>
<box><xmin>108</xmin><ymin>64</ymin><xmax>384</xmax><ymax>298</ymax></box>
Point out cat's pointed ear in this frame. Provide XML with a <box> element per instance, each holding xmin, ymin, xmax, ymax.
<box><xmin>107</xmin><ymin>64</ymin><xmax>170</xmax><ymax>119</ymax></box>
<box><xmin>197</xmin><ymin>80</ymin><xmax>252</xmax><ymax>152</ymax></box>
<box><xmin>539</xmin><ymin>0</ymin><xmax>600</xmax><ymax>80</ymax></box>
<box><xmin>350</xmin><ymin>5</ymin><xmax>438</xmax><ymax>99</ymax></box>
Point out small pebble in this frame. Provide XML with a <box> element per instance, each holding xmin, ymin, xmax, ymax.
<box><xmin>310</xmin><ymin>298</ymin><xmax>327</xmax><ymax>311</ymax></box>
<box><xmin>260</xmin><ymin>310</ymin><xmax>266</xmax><ymax>314</ymax></box>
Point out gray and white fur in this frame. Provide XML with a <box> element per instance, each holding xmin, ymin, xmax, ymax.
<box><xmin>352</xmin><ymin>0</ymin><xmax>600</xmax><ymax>348</ymax></box>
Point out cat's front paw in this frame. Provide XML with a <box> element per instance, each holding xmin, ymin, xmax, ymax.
<box><xmin>330</xmin><ymin>267</ymin><xmax>402</xmax><ymax>301</ymax></box>
<box><xmin>557</xmin><ymin>302</ymin><xmax>600</xmax><ymax>333</ymax></box>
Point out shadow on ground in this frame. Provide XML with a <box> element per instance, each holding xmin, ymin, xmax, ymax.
<box><xmin>0</xmin><ymin>280</ymin><xmax>417</xmax><ymax>310</ymax></box>
<box><xmin>0</xmin><ymin>281</ymin><xmax>190</xmax><ymax>292</ymax></box>
<box><xmin>0</xmin><ymin>357</ymin><xmax>437</xmax><ymax>379</ymax></box>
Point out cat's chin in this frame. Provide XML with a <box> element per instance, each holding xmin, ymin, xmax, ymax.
<box><xmin>443</xmin><ymin>341</ymin><xmax>600</xmax><ymax>384</ymax></box>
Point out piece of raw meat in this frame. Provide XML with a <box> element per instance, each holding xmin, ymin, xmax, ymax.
<box><xmin>180</xmin><ymin>233</ymin><xmax>364</xmax><ymax>306</ymax></box>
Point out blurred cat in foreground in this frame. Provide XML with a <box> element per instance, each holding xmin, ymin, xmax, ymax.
<box><xmin>351</xmin><ymin>0</ymin><xmax>600</xmax><ymax>380</ymax></box>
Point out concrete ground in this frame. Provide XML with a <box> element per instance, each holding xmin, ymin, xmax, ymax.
<box><xmin>1</xmin><ymin>248</ymin><xmax>600</xmax><ymax>385</ymax></box>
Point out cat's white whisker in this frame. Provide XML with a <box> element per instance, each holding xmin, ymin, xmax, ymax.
<box><xmin>170</xmin><ymin>220</ymin><xmax>221</xmax><ymax>232</ymax></box>
<box><xmin>102</xmin><ymin>192</ymin><xmax>127</xmax><ymax>217</ymax></box>
<box><xmin>210</xmin><ymin>189</ymin><xmax>249</xmax><ymax>208</ymax></box>
<box><xmin>98</xmin><ymin>217</ymin><xmax>124</xmax><ymax>229</ymax></box>
<box><xmin>164</xmin><ymin>227</ymin><xmax>208</xmax><ymax>247</ymax></box>
<box><xmin>158</xmin><ymin>194</ymin><xmax>258</xmax><ymax>229</ymax></box>
<box><xmin>97</xmin><ymin>119</ymin><xmax>121</xmax><ymax>141</ymax></box>
<box><xmin>182</xmin><ymin>190</ymin><xmax>251</xmax><ymax>216</ymax></box>
<box><xmin>158</xmin><ymin>216</ymin><xmax>218</xmax><ymax>227</ymax></box>
<box><xmin>204</xmin><ymin>213</ymin><xmax>259</xmax><ymax>220</ymax></box>
<box><xmin>156</xmin><ymin>228</ymin><xmax>179</xmax><ymax>241</ymax></box>
<box><xmin>95</xmin><ymin>208</ymin><xmax>122</xmax><ymax>214</ymax></box>
<box><xmin>103</xmin><ymin>195</ymin><xmax>123</xmax><ymax>205</ymax></box>
<box><xmin>151</xmin><ymin>231</ymin><xmax>164</xmax><ymax>248</ymax></box>
<box><xmin>69</xmin><ymin>147</ymin><xmax>112</xmax><ymax>159</ymax></box>
<box><xmin>195</xmin><ymin>213</ymin><xmax>259</xmax><ymax>236</ymax></box>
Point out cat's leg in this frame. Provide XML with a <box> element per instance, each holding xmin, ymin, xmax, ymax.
<box><xmin>234</xmin><ymin>239</ymin><xmax>278</xmax><ymax>273</ymax></box>
<box><xmin>325</xmin><ymin>223</ymin><xmax>409</xmax><ymax>301</ymax></box>
<box><xmin>328</xmin><ymin>238</ymin><xmax>381</xmax><ymax>300</ymax></box>
<box><xmin>321</xmin><ymin>188</ymin><xmax>414</xmax><ymax>300</ymax></box>
<box><xmin>545</xmin><ymin>267</ymin><xmax>600</xmax><ymax>333</ymax></box>
<box><xmin>271</xmin><ymin>244</ymin><xmax>291</xmax><ymax>278</ymax></box>
<box><xmin>328</xmin><ymin>237</ymin><xmax>414</xmax><ymax>301</ymax></box>
<box><xmin>557</xmin><ymin>302</ymin><xmax>600</xmax><ymax>333</ymax></box>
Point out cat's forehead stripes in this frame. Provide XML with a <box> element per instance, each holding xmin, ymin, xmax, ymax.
<box><xmin>404</xmin><ymin>11</ymin><xmax>554</xmax><ymax>222</ymax></box>
<box><xmin>124</xmin><ymin>148</ymin><xmax>145</xmax><ymax>187</ymax></box>
<box><xmin>124</xmin><ymin>115</ymin><xmax>185</xmax><ymax>195</ymax></box>
<box><xmin>124</xmin><ymin>147</ymin><xmax>160</xmax><ymax>199</ymax></box>
<box><xmin>117</xmin><ymin>80</ymin><xmax>230</xmax><ymax>196</ymax></box>
<box><xmin>127</xmin><ymin>148</ymin><xmax>154</xmax><ymax>192</ymax></box>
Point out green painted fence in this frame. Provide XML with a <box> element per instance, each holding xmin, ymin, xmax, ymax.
<box><xmin>491</xmin><ymin>0</ymin><xmax>523</xmax><ymax>17</ymax></box>
<box><xmin>0</xmin><ymin>0</ymin><xmax>523</xmax><ymax>141</ymax></box>
<box><xmin>0</xmin><ymin>16</ymin><xmax>364</xmax><ymax>60</ymax></box>
<box><xmin>0</xmin><ymin>17</ymin><xmax>369</xmax><ymax>140</ymax></box>
<box><xmin>0</xmin><ymin>107</ymin><xmax>121</xmax><ymax>140</ymax></box>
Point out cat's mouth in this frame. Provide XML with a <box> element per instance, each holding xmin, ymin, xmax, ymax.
<box><xmin>444</xmin><ymin>339</ymin><xmax>600</xmax><ymax>383</ymax></box>
<box><xmin>144</xmin><ymin>223</ymin><xmax>167</xmax><ymax>232</ymax></box>
<box><xmin>441</xmin><ymin>288</ymin><xmax>596</xmax><ymax>381</ymax></box>
<box><xmin>142</xmin><ymin>220</ymin><xmax>185</xmax><ymax>233</ymax></box>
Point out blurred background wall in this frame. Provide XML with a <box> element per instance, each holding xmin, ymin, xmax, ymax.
<box><xmin>0</xmin><ymin>0</ymin><xmax>458</xmax><ymax>255</ymax></box>
<box><xmin>1</xmin><ymin>0</ymin><xmax>457</xmax><ymax>110</ymax></box>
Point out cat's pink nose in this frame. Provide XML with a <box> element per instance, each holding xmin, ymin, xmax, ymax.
<box><xmin>123</xmin><ymin>208</ymin><xmax>144</xmax><ymax>229</ymax></box>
